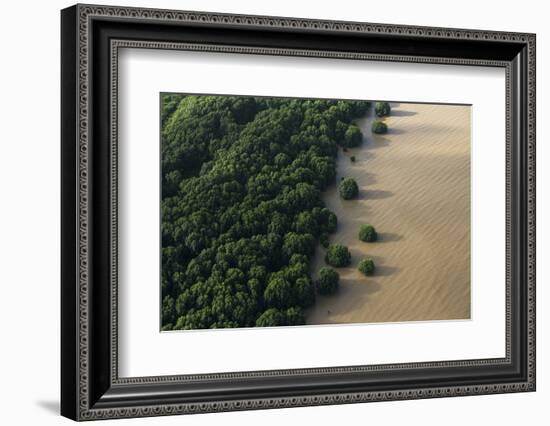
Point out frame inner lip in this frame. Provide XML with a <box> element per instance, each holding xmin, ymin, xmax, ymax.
<box><xmin>109</xmin><ymin>39</ymin><xmax>513</xmax><ymax>386</ymax></box>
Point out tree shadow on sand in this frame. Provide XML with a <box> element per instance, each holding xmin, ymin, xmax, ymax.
<box><xmin>363</xmin><ymin>280</ymin><xmax>382</xmax><ymax>295</ymax></box>
<box><xmin>391</xmin><ymin>110</ymin><xmax>418</xmax><ymax>117</ymax></box>
<box><xmin>366</xmin><ymin>255</ymin><xmax>400</xmax><ymax>277</ymax></box>
<box><xmin>338</xmin><ymin>278</ymin><xmax>382</xmax><ymax>297</ymax></box>
<box><xmin>344</xmin><ymin>168</ymin><xmax>377</xmax><ymax>185</ymax></box>
<box><xmin>363</xmin><ymin>189</ymin><xmax>393</xmax><ymax>200</ymax></box>
<box><xmin>374</xmin><ymin>265</ymin><xmax>400</xmax><ymax>277</ymax></box>
<box><xmin>364</xmin><ymin>136</ymin><xmax>391</xmax><ymax>150</ymax></box>
<box><xmin>386</xmin><ymin>127</ymin><xmax>406</xmax><ymax>135</ymax></box>
<box><xmin>377</xmin><ymin>232</ymin><xmax>403</xmax><ymax>243</ymax></box>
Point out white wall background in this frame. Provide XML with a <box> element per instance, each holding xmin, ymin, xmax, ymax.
<box><xmin>0</xmin><ymin>0</ymin><xmax>546</xmax><ymax>424</ymax></box>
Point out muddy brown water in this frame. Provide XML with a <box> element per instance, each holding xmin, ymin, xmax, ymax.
<box><xmin>306</xmin><ymin>102</ymin><xmax>471</xmax><ymax>324</ymax></box>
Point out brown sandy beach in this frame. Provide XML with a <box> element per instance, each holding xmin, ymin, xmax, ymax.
<box><xmin>307</xmin><ymin>102</ymin><xmax>471</xmax><ymax>324</ymax></box>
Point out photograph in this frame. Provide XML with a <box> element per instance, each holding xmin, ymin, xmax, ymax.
<box><xmin>160</xmin><ymin>94</ymin><xmax>471</xmax><ymax>331</ymax></box>
<box><xmin>57</xmin><ymin>2</ymin><xmax>536</xmax><ymax>421</ymax></box>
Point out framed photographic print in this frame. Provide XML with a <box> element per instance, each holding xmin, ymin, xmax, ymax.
<box><xmin>61</xmin><ymin>3</ymin><xmax>536</xmax><ymax>421</ymax></box>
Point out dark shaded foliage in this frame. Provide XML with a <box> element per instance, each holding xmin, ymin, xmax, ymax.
<box><xmin>315</xmin><ymin>266</ymin><xmax>340</xmax><ymax>295</ymax></box>
<box><xmin>375</xmin><ymin>101</ymin><xmax>391</xmax><ymax>117</ymax></box>
<box><xmin>339</xmin><ymin>177</ymin><xmax>359</xmax><ymax>200</ymax></box>
<box><xmin>358</xmin><ymin>258</ymin><xmax>375</xmax><ymax>276</ymax></box>
<box><xmin>342</xmin><ymin>125</ymin><xmax>363</xmax><ymax>148</ymax></box>
<box><xmin>256</xmin><ymin>306</ymin><xmax>306</xmax><ymax>327</ymax></box>
<box><xmin>372</xmin><ymin>120</ymin><xmax>388</xmax><ymax>134</ymax></box>
<box><xmin>256</xmin><ymin>308</ymin><xmax>285</xmax><ymax>327</ymax></box>
<box><xmin>325</xmin><ymin>244</ymin><xmax>352</xmax><ymax>267</ymax></box>
<box><xmin>359</xmin><ymin>224</ymin><xmax>378</xmax><ymax>242</ymax></box>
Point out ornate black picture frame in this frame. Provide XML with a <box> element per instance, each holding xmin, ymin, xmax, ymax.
<box><xmin>61</xmin><ymin>3</ymin><xmax>536</xmax><ymax>421</ymax></box>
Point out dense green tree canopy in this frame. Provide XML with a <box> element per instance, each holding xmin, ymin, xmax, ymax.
<box><xmin>358</xmin><ymin>258</ymin><xmax>375</xmax><ymax>276</ymax></box>
<box><xmin>325</xmin><ymin>244</ymin><xmax>352</xmax><ymax>267</ymax></box>
<box><xmin>359</xmin><ymin>224</ymin><xmax>378</xmax><ymax>242</ymax></box>
<box><xmin>375</xmin><ymin>101</ymin><xmax>391</xmax><ymax>117</ymax></box>
<box><xmin>285</xmin><ymin>306</ymin><xmax>306</xmax><ymax>326</ymax></box>
<box><xmin>342</xmin><ymin>125</ymin><xmax>363</xmax><ymax>148</ymax></box>
<box><xmin>315</xmin><ymin>266</ymin><xmax>340</xmax><ymax>295</ymax></box>
<box><xmin>161</xmin><ymin>94</ymin><xmax>370</xmax><ymax>330</ymax></box>
<box><xmin>371</xmin><ymin>120</ymin><xmax>388</xmax><ymax>134</ymax></box>
<box><xmin>339</xmin><ymin>177</ymin><xmax>359</xmax><ymax>200</ymax></box>
<box><xmin>255</xmin><ymin>306</ymin><xmax>306</xmax><ymax>327</ymax></box>
<box><xmin>256</xmin><ymin>308</ymin><xmax>285</xmax><ymax>327</ymax></box>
